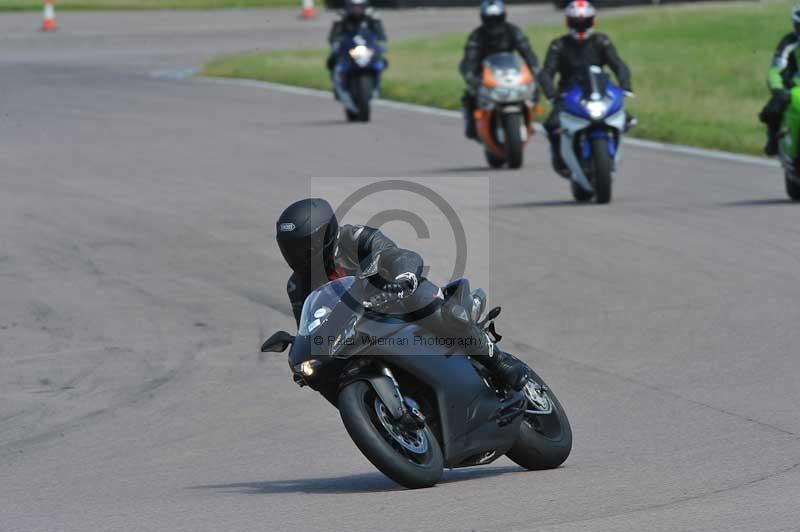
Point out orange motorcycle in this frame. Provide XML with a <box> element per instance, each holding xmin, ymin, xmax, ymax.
<box><xmin>473</xmin><ymin>52</ymin><xmax>537</xmax><ymax>169</ymax></box>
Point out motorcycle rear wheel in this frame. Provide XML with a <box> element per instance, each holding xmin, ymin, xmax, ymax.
<box><xmin>339</xmin><ymin>381</ymin><xmax>443</xmax><ymax>489</ymax></box>
<box><xmin>506</xmin><ymin>369</ymin><xmax>572</xmax><ymax>471</ymax></box>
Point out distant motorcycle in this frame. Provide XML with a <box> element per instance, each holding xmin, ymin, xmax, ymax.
<box><xmin>473</xmin><ymin>52</ymin><xmax>537</xmax><ymax>169</ymax></box>
<box><xmin>262</xmin><ymin>276</ymin><xmax>571</xmax><ymax>489</ymax></box>
<box><xmin>777</xmin><ymin>87</ymin><xmax>800</xmax><ymax>201</ymax></box>
<box><xmin>333</xmin><ymin>30</ymin><xmax>386</xmax><ymax>122</ymax></box>
<box><xmin>556</xmin><ymin>65</ymin><xmax>630</xmax><ymax>204</ymax></box>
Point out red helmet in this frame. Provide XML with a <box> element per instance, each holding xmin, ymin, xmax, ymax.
<box><xmin>565</xmin><ymin>0</ymin><xmax>596</xmax><ymax>41</ymax></box>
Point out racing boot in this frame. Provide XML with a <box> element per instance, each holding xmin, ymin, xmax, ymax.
<box><xmin>469</xmin><ymin>336</ymin><xmax>530</xmax><ymax>391</ymax></box>
<box><xmin>464</xmin><ymin>109</ymin><xmax>477</xmax><ymax>140</ymax></box>
<box><xmin>765</xmin><ymin>126</ymin><xmax>780</xmax><ymax>156</ymax></box>
<box><xmin>549</xmin><ymin>133</ymin><xmax>569</xmax><ymax>176</ymax></box>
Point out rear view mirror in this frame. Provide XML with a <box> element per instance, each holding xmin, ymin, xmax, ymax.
<box><xmin>261</xmin><ymin>331</ymin><xmax>295</xmax><ymax>353</ymax></box>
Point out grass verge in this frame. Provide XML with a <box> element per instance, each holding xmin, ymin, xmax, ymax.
<box><xmin>0</xmin><ymin>0</ymin><xmax>295</xmax><ymax>11</ymax></box>
<box><xmin>203</xmin><ymin>1</ymin><xmax>794</xmax><ymax>155</ymax></box>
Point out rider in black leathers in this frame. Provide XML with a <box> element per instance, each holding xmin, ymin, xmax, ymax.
<box><xmin>459</xmin><ymin>0</ymin><xmax>549</xmax><ymax>139</ymax></box>
<box><xmin>541</xmin><ymin>1</ymin><xmax>633</xmax><ymax>172</ymax></box>
<box><xmin>276</xmin><ymin>198</ymin><xmax>530</xmax><ymax>391</ymax></box>
<box><xmin>326</xmin><ymin>0</ymin><xmax>387</xmax><ymax>75</ymax></box>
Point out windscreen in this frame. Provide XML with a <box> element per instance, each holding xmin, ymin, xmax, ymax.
<box><xmin>298</xmin><ymin>276</ymin><xmax>357</xmax><ymax>336</ymax></box>
<box><xmin>483</xmin><ymin>52</ymin><xmax>522</xmax><ymax>72</ymax></box>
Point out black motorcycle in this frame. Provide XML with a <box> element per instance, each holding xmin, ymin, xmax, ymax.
<box><xmin>262</xmin><ymin>276</ymin><xmax>571</xmax><ymax>489</ymax></box>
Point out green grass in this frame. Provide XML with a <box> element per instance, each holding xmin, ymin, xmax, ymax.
<box><xmin>0</xmin><ymin>0</ymin><xmax>295</xmax><ymax>11</ymax></box>
<box><xmin>203</xmin><ymin>1</ymin><xmax>795</xmax><ymax>155</ymax></box>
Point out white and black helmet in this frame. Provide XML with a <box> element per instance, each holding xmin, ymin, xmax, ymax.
<box><xmin>792</xmin><ymin>4</ymin><xmax>800</xmax><ymax>34</ymax></box>
<box><xmin>480</xmin><ymin>0</ymin><xmax>506</xmax><ymax>27</ymax></box>
<box><xmin>345</xmin><ymin>0</ymin><xmax>368</xmax><ymax>20</ymax></box>
<box><xmin>565</xmin><ymin>0</ymin><xmax>596</xmax><ymax>41</ymax></box>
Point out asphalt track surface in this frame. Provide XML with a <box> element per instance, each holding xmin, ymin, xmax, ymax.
<box><xmin>1</xmin><ymin>6</ymin><xmax>799</xmax><ymax>532</ymax></box>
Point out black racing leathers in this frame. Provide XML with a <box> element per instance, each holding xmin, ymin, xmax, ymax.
<box><xmin>326</xmin><ymin>12</ymin><xmax>387</xmax><ymax>72</ymax></box>
<box><xmin>541</xmin><ymin>33</ymin><xmax>632</xmax><ymax>137</ymax></box>
<box><xmin>459</xmin><ymin>23</ymin><xmax>548</xmax><ymax>138</ymax></box>
<box><xmin>760</xmin><ymin>33</ymin><xmax>799</xmax><ymax>153</ymax></box>
<box><xmin>287</xmin><ymin>224</ymin><xmax>421</xmax><ymax>325</ymax></box>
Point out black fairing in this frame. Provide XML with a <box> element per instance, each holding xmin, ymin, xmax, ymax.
<box><xmin>288</xmin><ymin>276</ymin><xmax>524</xmax><ymax>467</ymax></box>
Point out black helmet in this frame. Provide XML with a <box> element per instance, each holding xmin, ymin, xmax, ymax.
<box><xmin>480</xmin><ymin>0</ymin><xmax>506</xmax><ymax>27</ymax></box>
<box><xmin>345</xmin><ymin>0</ymin><xmax>368</xmax><ymax>20</ymax></box>
<box><xmin>565</xmin><ymin>0</ymin><xmax>596</xmax><ymax>41</ymax></box>
<box><xmin>276</xmin><ymin>198</ymin><xmax>339</xmax><ymax>273</ymax></box>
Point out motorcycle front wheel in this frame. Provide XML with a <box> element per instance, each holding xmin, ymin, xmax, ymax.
<box><xmin>591</xmin><ymin>137</ymin><xmax>612</xmax><ymax>204</ymax></box>
<box><xmin>506</xmin><ymin>369</ymin><xmax>572</xmax><ymax>471</ymax></box>
<box><xmin>502</xmin><ymin>112</ymin><xmax>524</xmax><ymax>169</ymax></box>
<box><xmin>338</xmin><ymin>381</ymin><xmax>443</xmax><ymax>489</ymax></box>
<box><xmin>347</xmin><ymin>75</ymin><xmax>373</xmax><ymax>122</ymax></box>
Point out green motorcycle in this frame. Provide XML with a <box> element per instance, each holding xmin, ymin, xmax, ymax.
<box><xmin>779</xmin><ymin>87</ymin><xmax>800</xmax><ymax>200</ymax></box>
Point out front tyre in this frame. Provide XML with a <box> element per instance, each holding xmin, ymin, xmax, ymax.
<box><xmin>506</xmin><ymin>369</ymin><xmax>572</xmax><ymax>470</ymax></box>
<box><xmin>502</xmin><ymin>112</ymin><xmax>524</xmax><ymax>169</ymax></box>
<box><xmin>348</xmin><ymin>75</ymin><xmax>373</xmax><ymax>122</ymax></box>
<box><xmin>591</xmin><ymin>137</ymin><xmax>613</xmax><ymax>204</ymax></box>
<box><xmin>338</xmin><ymin>381</ymin><xmax>443</xmax><ymax>489</ymax></box>
<box><xmin>785</xmin><ymin>171</ymin><xmax>800</xmax><ymax>201</ymax></box>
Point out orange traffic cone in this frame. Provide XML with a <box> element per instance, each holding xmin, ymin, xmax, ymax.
<box><xmin>41</xmin><ymin>0</ymin><xmax>57</xmax><ymax>31</ymax></box>
<box><xmin>300</xmin><ymin>0</ymin><xmax>316</xmax><ymax>19</ymax></box>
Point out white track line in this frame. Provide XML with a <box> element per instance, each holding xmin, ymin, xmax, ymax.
<box><xmin>152</xmin><ymin>68</ymin><xmax>779</xmax><ymax>168</ymax></box>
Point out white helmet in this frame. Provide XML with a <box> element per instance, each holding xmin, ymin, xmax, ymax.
<box><xmin>565</xmin><ymin>0</ymin><xmax>596</xmax><ymax>41</ymax></box>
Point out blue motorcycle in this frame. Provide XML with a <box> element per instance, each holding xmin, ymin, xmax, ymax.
<box><xmin>557</xmin><ymin>66</ymin><xmax>629</xmax><ymax>204</ymax></box>
<box><xmin>333</xmin><ymin>30</ymin><xmax>386</xmax><ymax>122</ymax></box>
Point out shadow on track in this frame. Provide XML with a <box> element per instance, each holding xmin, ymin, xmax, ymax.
<box><xmin>424</xmin><ymin>166</ymin><xmax>498</xmax><ymax>174</ymax></box>
<box><xmin>189</xmin><ymin>465</ymin><xmax>524</xmax><ymax>495</ymax></box>
<box><xmin>495</xmin><ymin>200</ymin><xmax>584</xmax><ymax>209</ymax></box>
<box><xmin>718</xmin><ymin>198</ymin><xmax>798</xmax><ymax>207</ymax></box>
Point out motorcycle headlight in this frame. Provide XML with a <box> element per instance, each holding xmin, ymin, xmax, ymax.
<box><xmin>349</xmin><ymin>45</ymin><xmax>374</xmax><ymax>67</ymax></box>
<box><xmin>294</xmin><ymin>359</ymin><xmax>322</xmax><ymax>377</ymax></box>
<box><xmin>586</xmin><ymin>100</ymin><xmax>608</xmax><ymax>120</ymax></box>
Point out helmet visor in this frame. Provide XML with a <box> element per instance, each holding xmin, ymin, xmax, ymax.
<box><xmin>278</xmin><ymin>227</ymin><xmax>328</xmax><ymax>273</ymax></box>
<box><xmin>568</xmin><ymin>16</ymin><xmax>594</xmax><ymax>33</ymax></box>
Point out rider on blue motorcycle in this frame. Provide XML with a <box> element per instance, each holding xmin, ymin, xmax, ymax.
<box><xmin>326</xmin><ymin>0</ymin><xmax>387</xmax><ymax>76</ymax></box>
<box><xmin>459</xmin><ymin>0</ymin><xmax>548</xmax><ymax>140</ymax></box>
<box><xmin>276</xmin><ymin>198</ymin><xmax>530</xmax><ymax>391</ymax></box>
<box><xmin>759</xmin><ymin>5</ymin><xmax>800</xmax><ymax>156</ymax></box>
<box><xmin>541</xmin><ymin>1</ymin><xmax>633</xmax><ymax>173</ymax></box>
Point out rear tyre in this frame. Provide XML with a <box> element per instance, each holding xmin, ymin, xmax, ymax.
<box><xmin>591</xmin><ymin>137</ymin><xmax>612</xmax><ymax>204</ymax></box>
<box><xmin>571</xmin><ymin>182</ymin><xmax>593</xmax><ymax>203</ymax></box>
<box><xmin>485</xmin><ymin>149</ymin><xmax>506</xmax><ymax>169</ymax></box>
<box><xmin>506</xmin><ymin>369</ymin><xmax>572</xmax><ymax>470</ymax></box>
<box><xmin>339</xmin><ymin>381</ymin><xmax>443</xmax><ymax>489</ymax></box>
<box><xmin>502</xmin><ymin>112</ymin><xmax>524</xmax><ymax>169</ymax></box>
<box><xmin>786</xmin><ymin>171</ymin><xmax>800</xmax><ymax>201</ymax></box>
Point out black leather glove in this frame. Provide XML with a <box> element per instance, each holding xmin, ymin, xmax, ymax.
<box><xmin>381</xmin><ymin>273</ymin><xmax>418</xmax><ymax>298</ymax></box>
